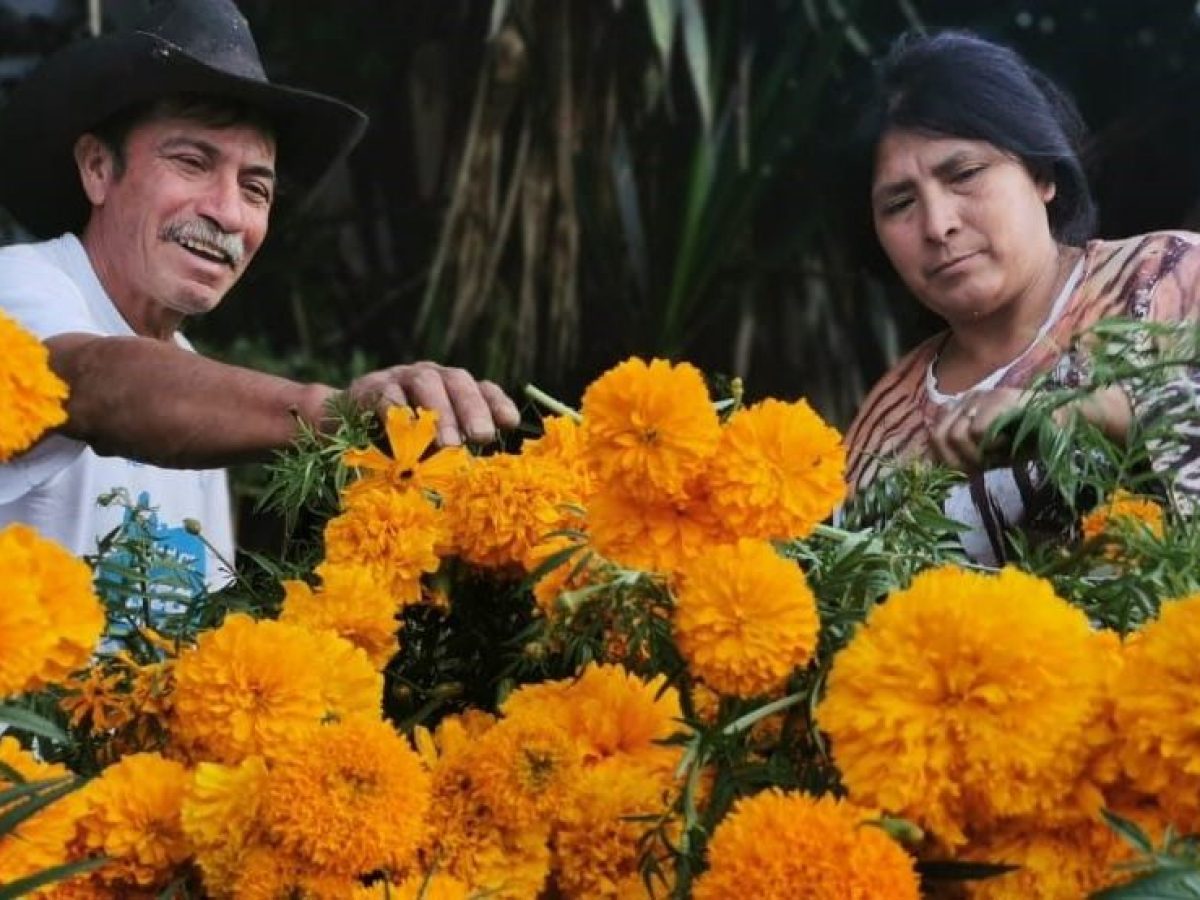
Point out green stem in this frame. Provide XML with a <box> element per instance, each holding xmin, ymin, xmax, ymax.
<box><xmin>523</xmin><ymin>384</ymin><xmax>583</xmax><ymax>423</ymax></box>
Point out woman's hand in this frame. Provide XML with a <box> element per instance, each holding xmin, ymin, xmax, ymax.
<box><xmin>929</xmin><ymin>384</ymin><xmax>1133</xmax><ymax>474</ymax></box>
<box><xmin>929</xmin><ymin>387</ymin><xmax>1028</xmax><ymax>472</ymax></box>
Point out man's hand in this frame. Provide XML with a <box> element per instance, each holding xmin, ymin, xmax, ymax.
<box><xmin>345</xmin><ymin>362</ymin><xmax>520</xmax><ymax>446</ymax></box>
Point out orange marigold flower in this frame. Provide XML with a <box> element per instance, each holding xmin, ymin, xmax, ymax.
<box><xmin>262</xmin><ymin>717</ymin><xmax>431</xmax><ymax>878</ymax></box>
<box><xmin>442</xmin><ymin>453</ymin><xmax>582</xmax><ymax>570</ymax></box>
<box><xmin>581</xmin><ymin>357</ymin><xmax>720</xmax><ymax>500</ymax></box>
<box><xmin>231</xmin><ymin>844</ymin><xmax>361</xmax><ymax>900</ymax></box>
<box><xmin>502</xmin><ymin>663</ymin><xmax>684</xmax><ymax>776</ymax></box>
<box><xmin>1081</xmin><ymin>489</ymin><xmax>1165</xmax><ymax>556</ymax></box>
<box><xmin>0</xmin><ymin>307</ymin><xmax>68</xmax><ymax>461</ymax></box>
<box><xmin>1114</xmin><ymin>593</ymin><xmax>1200</xmax><ymax>831</ymax></box>
<box><xmin>324</xmin><ymin>486</ymin><xmax>447</xmax><ymax>605</ymax></box>
<box><xmin>0</xmin><ymin>737</ymin><xmax>82</xmax><ymax>887</ymax></box>
<box><xmin>705</xmin><ymin>398</ymin><xmax>847</xmax><ymax>541</ymax></box>
<box><xmin>521</xmin><ymin>414</ymin><xmax>594</xmax><ymax>497</ymax></box>
<box><xmin>692</xmin><ymin>790</ymin><xmax>920</xmax><ymax>900</ymax></box>
<box><xmin>522</xmin><ymin>532</ymin><xmax>598</xmax><ymax>620</ymax></box>
<box><xmin>675</xmin><ymin>538</ymin><xmax>819</xmax><ymax>697</ymax></box>
<box><xmin>171</xmin><ymin>614</ymin><xmax>381</xmax><ymax>765</ymax></box>
<box><xmin>281</xmin><ymin>562</ymin><xmax>400</xmax><ymax>670</ymax></box>
<box><xmin>356</xmin><ymin>873</ymin><xmax>472</xmax><ymax>900</ymax></box>
<box><xmin>0</xmin><ymin>523</ymin><xmax>104</xmax><ymax>696</ymax></box>
<box><xmin>816</xmin><ymin>565</ymin><xmax>1108</xmax><ymax>848</ymax></box>
<box><xmin>587</xmin><ymin>486</ymin><xmax>732</xmax><ymax>576</ymax></box>
<box><xmin>181</xmin><ymin>756</ymin><xmax>269</xmax><ymax>895</ymax></box>
<box><xmin>470</xmin><ymin>716</ymin><xmax>582</xmax><ymax>830</ymax></box>
<box><xmin>552</xmin><ymin>761</ymin><xmax>677</xmax><ymax>899</ymax></box>
<box><xmin>342</xmin><ymin>406</ymin><xmax>468</xmax><ymax>501</ymax></box>
<box><xmin>75</xmin><ymin>752</ymin><xmax>191</xmax><ymax>889</ymax></box>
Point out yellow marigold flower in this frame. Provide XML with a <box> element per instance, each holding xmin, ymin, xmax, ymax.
<box><xmin>171</xmin><ymin>614</ymin><xmax>381</xmax><ymax>764</ymax></box>
<box><xmin>262</xmin><ymin>717</ymin><xmax>431</xmax><ymax>878</ymax></box>
<box><xmin>443</xmin><ymin>453</ymin><xmax>581</xmax><ymax>570</ymax></box>
<box><xmin>1081</xmin><ymin>489</ymin><xmax>1165</xmax><ymax>560</ymax></box>
<box><xmin>552</xmin><ymin>762</ymin><xmax>677</xmax><ymax>899</ymax></box>
<box><xmin>704</xmin><ymin>398</ymin><xmax>847</xmax><ymax>541</ymax></box>
<box><xmin>0</xmin><ymin>307</ymin><xmax>68</xmax><ymax>461</ymax></box>
<box><xmin>0</xmin><ymin>737</ymin><xmax>82</xmax><ymax>887</ymax></box>
<box><xmin>342</xmin><ymin>406</ymin><xmax>468</xmax><ymax>501</ymax></box>
<box><xmin>816</xmin><ymin>565</ymin><xmax>1107</xmax><ymax>848</ymax></box>
<box><xmin>182</xmin><ymin>756</ymin><xmax>269</xmax><ymax>896</ymax></box>
<box><xmin>0</xmin><ymin>523</ymin><xmax>104</xmax><ymax>696</ymax></box>
<box><xmin>502</xmin><ymin>663</ymin><xmax>684</xmax><ymax>776</ymax></box>
<box><xmin>581</xmin><ymin>357</ymin><xmax>720</xmax><ymax>500</ymax></box>
<box><xmin>960</xmin><ymin>811</ymin><xmax>1163</xmax><ymax>900</ymax></box>
<box><xmin>587</xmin><ymin>486</ymin><xmax>732</xmax><ymax>576</ymax></box>
<box><xmin>231</xmin><ymin>844</ymin><xmax>361</xmax><ymax>900</ymax></box>
<box><xmin>75</xmin><ymin>752</ymin><xmax>190</xmax><ymax>889</ymax></box>
<box><xmin>356</xmin><ymin>873</ymin><xmax>472</xmax><ymax>900</ymax></box>
<box><xmin>1114</xmin><ymin>593</ymin><xmax>1200</xmax><ymax>830</ymax></box>
<box><xmin>522</xmin><ymin>414</ymin><xmax>594</xmax><ymax>497</ymax></box>
<box><xmin>324</xmin><ymin>486</ymin><xmax>447</xmax><ymax>604</ymax></box>
<box><xmin>470</xmin><ymin>716</ymin><xmax>582</xmax><ymax>830</ymax></box>
<box><xmin>674</xmin><ymin>538</ymin><xmax>819</xmax><ymax>697</ymax></box>
<box><xmin>281</xmin><ymin>563</ymin><xmax>400</xmax><ymax>670</ymax></box>
<box><xmin>693</xmin><ymin>790</ymin><xmax>919</xmax><ymax>900</ymax></box>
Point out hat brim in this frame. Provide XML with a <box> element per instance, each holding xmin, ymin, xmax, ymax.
<box><xmin>0</xmin><ymin>31</ymin><xmax>368</xmax><ymax>238</ymax></box>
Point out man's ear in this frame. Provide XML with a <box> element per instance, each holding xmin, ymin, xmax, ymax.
<box><xmin>73</xmin><ymin>134</ymin><xmax>116</xmax><ymax>206</ymax></box>
<box><xmin>1039</xmin><ymin>178</ymin><xmax>1057</xmax><ymax>205</ymax></box>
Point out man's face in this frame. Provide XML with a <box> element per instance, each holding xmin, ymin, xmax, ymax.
<box><xmin>80</xmin><ymin>114</ymin><xmax>276</xmax><ymax>329</ymax></box>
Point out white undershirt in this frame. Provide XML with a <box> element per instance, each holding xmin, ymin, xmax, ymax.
<box><xmin>926</xmin><ymin>258</ymin><xmax>1085</xmax><ymax>404</ymax></box>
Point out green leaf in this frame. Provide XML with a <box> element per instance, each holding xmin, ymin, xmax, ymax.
<box><xmin>0</xmin><ymin>856</ymin><xmax>109</xmax><ymax>899</ymax></box>
<box><xmin>0</xmin><ymin>778</ymin><xmax>79</xmax><ymax>836</ymax></box>
<box><xmin>644</xmin><ymin>0</ymin><xmax>679</xmax><ymax>73</ymax></box>
<box><xmin>1091</xmin><ymin>868</ymin><xmax>1200</xmax><ymax>898</ymax></box>
<box><xmin>1103</xmin><ymin>808</ymin><xmax>1157</xmax><ymax>856</ymax></box>
<box><xmin>679</xmin><ymin>0</ymin><xmax>712</xmax><ymax>132</ymax></box>
<box><xmin>0</xmin><ymin>705</ymin><xmax>69</xmax><ymax>744</ymax></box>
<box><xmin>917</xmin><ymin>859</ymin><xmax>1020</xmax><ymax>882</ymax></box>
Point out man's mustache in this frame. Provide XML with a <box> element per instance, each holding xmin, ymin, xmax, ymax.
<box><xmin>161</xmin><ymin>219</ymin><xmax>245</xmax><ymax>268</ymax></box>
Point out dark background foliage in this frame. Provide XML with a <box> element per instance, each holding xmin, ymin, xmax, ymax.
<box><xmin>4</xmin><ymin>0</ymin><xmax>1200</xmax><ymax>536</ymax></box>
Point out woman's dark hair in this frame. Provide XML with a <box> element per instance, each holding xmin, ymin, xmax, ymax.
<box><xmin>848</xmin><ymin>29</ymin><xmax>1096</xmax><ymax>253</ymax></box>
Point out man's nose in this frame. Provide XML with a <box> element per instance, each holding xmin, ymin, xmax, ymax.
<box><xmin>195</xmin><ymin>172</ymin><xmax>246</xmax><ymax>233</ymax></box>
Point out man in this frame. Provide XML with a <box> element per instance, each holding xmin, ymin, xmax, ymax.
<box><xmin>0</xmin><ymin>0</ymin><xmax>519</xmax><ymax>586</ymax></box>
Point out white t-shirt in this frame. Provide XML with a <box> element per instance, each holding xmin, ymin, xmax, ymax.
<box><xmin>0</xmin><ymin>234</ymin><xmax>234</xmax><ymax>589</ymax></box>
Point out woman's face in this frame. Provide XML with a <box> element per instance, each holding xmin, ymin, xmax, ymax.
<box><xmin>871</xmin><ymin>129</ymin><xmax>1058</xmax><ymax>326</ymax></box>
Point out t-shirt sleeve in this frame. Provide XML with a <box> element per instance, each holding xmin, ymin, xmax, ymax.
<box><xmin>0</xmin><ymin>247</ymin><xmax>100</xmax><ymax>502</ymax></box>
<box><xmin>0</xmin><ymin>247</ymin><xmax>103</xmax><ymax>339</ymax></box>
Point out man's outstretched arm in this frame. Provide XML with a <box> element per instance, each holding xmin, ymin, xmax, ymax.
<box><xmin>47</xmin><ymin>333</ymin><xmax>520</xmax><ymax>469</ymax></box>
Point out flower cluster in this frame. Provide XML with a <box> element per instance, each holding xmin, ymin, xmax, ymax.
<box><xmin>0</xmin><ymin>307</ymin><xmax>68</xmax><ymax>461</ymax></box>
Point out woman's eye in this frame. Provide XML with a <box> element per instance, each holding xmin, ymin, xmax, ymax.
<box><xmin>952</xmin><ymin>166</ymin><xmax>984</xmax><ymax>184</ymax></box>
<box><xmin>880</xmin><ymin>196</ymin><xmax>913</xmax><ymax>216</ymax></box>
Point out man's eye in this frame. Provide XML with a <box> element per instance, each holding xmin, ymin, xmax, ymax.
<box><xmin>243</xmin><ymin>183</ymin><xmax>272</xmax><ymax>205</ymax></box>
<box><xmin>952</xmin><ymin>166</ymin><xmax>984</xmax><ymax>184</ymax></box>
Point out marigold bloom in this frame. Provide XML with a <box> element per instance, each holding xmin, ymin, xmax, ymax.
<box><xmin>581</xmin><ymin>357</ymin><xmax>720</xmax><ymax>500</ymax></box>
<box><xmin>1081</xmin><ymin>489</ymin><xmax>1165</xmax><ymax>559</ymax></box>
<box><xmin>692</xmin><ymin>790</ymin><xmax>919</xmax><ymax>900</ymax></box>
<box><xmin>1114</xmin><ymin>593</ymin><xmax>1200</xmax><ymax>830</ymax></box>
<box><xmin>171</xmin><ymin>614</ymin><xmax>380</xmax><ymax>764</ymax></box>
<box><xmin>0</xmin><ymin>307</ymin><xmax>68</xmax><ymax>461</ymax></box>
<box><xmin>470</xmin><ymin>716</ymin><xmax>582</xmax><ymax>830</ymax></box>
<box><xmin>817</xmin><ymin>565</ymin><xmax>1107</xmax><ymax>847</ymax></box>
<box><xmin>281</xmin><ymin>563</ymin><xmax>400</xmax><ymax>670</ymax></box>
<box><xmin>442</xmin><ymin>452</ymin><xmax>581</xmax><ymax>570</ymax></box>
<box><xmin>0</xmin><ymin>737</ymin><xmax>82</xmax><ymax>886</ymax></box>
<box><xmin>0</xmin><ymin>523</ymin><xmax>104</xmax><ymax>696</ymax></box>
<box><xmin>324</xmin><ymin>486</ymin><xmax>446</xmax><ymax>604</ymax></box>
<box><xmin>231</xmin><ymin>844</ymin><xmax>361</xmax><ymax>900</ymax></box>
<box><xmin>342</xmin><ymin>406</ymin><xmax>468</xmax><ymax>501</ymax></box>
<box><xmin>551</xmin><ymin>762</ymin><xmax>677</xmax><ymax>899</ymax></box>
<box><xmin>674</xmin><ymin>538</ymin><xmax>819</xmax><ymax>697</ymax></box>
<box><xmin>75</xmin><ymin>752</ymin><xmax>191</xmax><ymax>888</ymax></box>
<box><xmin>262</xmin><ymin>717</ymin><xmax>431</xmax><ymax>877</ymax></box>
<box><xmin>181</xmin><ymin>756</ymin><xmax>269</xmax><ymax>896</ymax></box>
<box><xmin>704</xmin><ymin>398</ymin><xmax>847</xmax><ymax>541</ymax></box>
<box><xmin>363</xmin><ymin>875</ymin><xmax>472</xmax><ymax>900</ymax></box>
<box><xmin>502</xmin><ymin>663</ymin><xmax>684</xmax><ymax>776</ymax></box>
<box><xmin>522</xmin><ymin>532</ymin><xmax>597</xmax><ymax>619</ymax></box>
<box><xmin>521</xmin><ymin>414</ymin><xmax>594</xmax><ymax>497</ymax></box>
<box><xmin>586</xmin><ymin>486</ymin><xmax>732</xmax><ymax>576</ymax></box>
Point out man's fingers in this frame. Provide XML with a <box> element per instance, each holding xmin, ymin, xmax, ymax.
<box><xmin>401</xmin><ymin>365</ymin><xmax>461</xmax><ymax>446</ymax></box>
<box><xmin>436</xmin><ymin>366</ymin><xmax>499</xmax><ymax>444</ymax></box>
<box><xmin>479</xmin><ymin>380</ymin><xmax>521</xmax><ymax>430</ymax></box>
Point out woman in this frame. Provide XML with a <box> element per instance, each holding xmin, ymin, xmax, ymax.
<box><xmin>844</xmin><ymin>30</ymin><xmax>1200</xmax><ymax>564</ymax></box>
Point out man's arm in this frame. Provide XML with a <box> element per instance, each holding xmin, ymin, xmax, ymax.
<box><xmin>47</xmin><ymin>333</ymin><xmax>520</xmax><ymax>469</ymax></box>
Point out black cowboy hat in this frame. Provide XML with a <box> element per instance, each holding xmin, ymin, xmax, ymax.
<box><xmin>0</xmin><ymin>0</ymin><xmax>368</xmax><ymax>238</ymax></box>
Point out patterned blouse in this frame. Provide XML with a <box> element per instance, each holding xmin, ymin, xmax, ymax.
<box><xmin>844</xmin><ymin>231</ymin><xmax>1200</xmax><ymax>563</ymax></box>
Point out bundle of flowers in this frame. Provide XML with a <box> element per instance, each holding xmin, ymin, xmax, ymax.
<box><xmin>4</xmin><ymin>335</ymin><xmax>1200</xmax><ymax>898</ymax></box>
